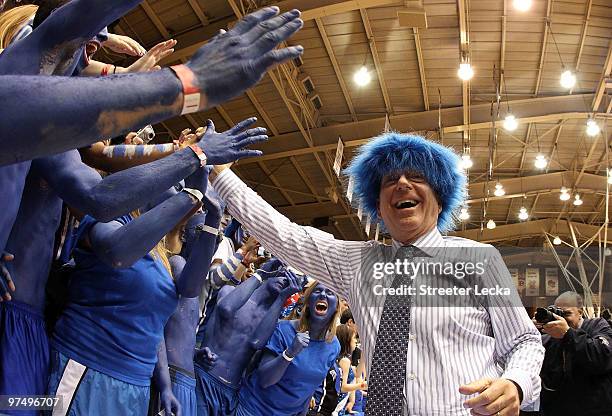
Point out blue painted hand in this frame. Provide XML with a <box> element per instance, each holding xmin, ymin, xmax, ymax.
<box><xmin>196</xmin><ymin>118</ymin><xmax>268</xmax><ymax>165</ymax></box>
<box><xmin>286</xmin><ymin>331</ymin><xmax>310</xmax><ymax>358</ymax></box>
<box><xmin>186</xmin><ymin>7</ymin><xmax>304</xmax><ymax>108</ymax></box>
<box><xmin>194</xmin><ymin>346</ymin><xmax>218</xmax><ymax>371</ymax></box>
<box><xmin>160</xmin><ymin>387</ymin><xmax>181</xmax><ymax>416</ymax></box>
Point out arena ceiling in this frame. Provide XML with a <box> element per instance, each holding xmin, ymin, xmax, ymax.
<box><xmin>100</xmin><ymin>0</ymin><xmax>612</xmax><ymax>247</ymax></box>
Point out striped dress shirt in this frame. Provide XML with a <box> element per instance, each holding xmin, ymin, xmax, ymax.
<box><xmin>213</xmin><ymin>169</ymin><xmax>544</xmax><ymax>415</ymax></box>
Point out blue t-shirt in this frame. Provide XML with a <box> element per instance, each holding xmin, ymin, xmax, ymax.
<box><xmin>52</xmin><ymin>215</ymin><xmax>178</xmax><ymax>386</ymax></box>
<box><xmin>239</xmin><ymin>320</ymin><xmax>340</xmax><ymax>416</ymax></box>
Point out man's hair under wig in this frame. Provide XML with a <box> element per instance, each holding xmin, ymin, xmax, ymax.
<box><xmin>344</xmin><ymin>132</ymin><xmax>467</xmax><ymax>233</ymax></box>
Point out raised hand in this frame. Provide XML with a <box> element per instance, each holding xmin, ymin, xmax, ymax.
<box><xmin>279</xmin><ymin>269</ymin><xmax>303</xmax><ymax>298</ymax></box>
<box><xmin>194</xmin><ymin>346</ymin><xmax>218</xmax><ymax>371</ymax></box>
<box><xmin>186</xmin><ymin>7</ymin><xmax>304</xmax><ymax>108</ymax></box>
<box><xmin>178</xmin><ymin>127</ymin><xmax>205</xmax><ymax>149</ymax></box>
<box><xmin>256</xmin><ymin>258</ymin><xmax>284</xmax><ymax>280</ymax></box>
<box><xmin>286</xmin><ymin>331</ymin><xmax>310</xmax><ymax>358</ymax></box>
<box><xmin>104</xmin><ymin>33</ymin><xmax>146</xmax><ymax>56</ymax></box>
<box><xmin>196</xmin><ymin>118</ymin><xmax>267</xmax><ymax>165</ymax></box>
<box><xmin>126</xmin><ymin>39</ymin><xmax>177</xmax><ymax>73</ymax></box>
<box><xmin>0</xmin><ymin>252</ymin><xmax>15</xmax><ymax>301</ymax></box>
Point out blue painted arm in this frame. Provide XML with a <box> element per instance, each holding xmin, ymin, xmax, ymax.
<box><xmin>153</xmin><ymin>336</ymin><xmax>172</xmax><ymax>394</ymax></box>
<box><xmin>33</xmin><ymin>0</ymin><xmax>141</xmax><ymax>48</ymax></box>
<box><xmin>79</xmin><ymin>143</ymin><xmax>177</xmax><ymax>173</ymax></box>
<box><xmin>209</xmin><ymin>252</ymin><xmax>246</xmax><ymax>288</ymax></box>
<box><xmin>34</xmin><ymin>149</ymin><xmax>200</xmax><ymax>222</ymax></box>
<box><xmin>0</xmin><ymin>0</ymin><xmax>141</xmax><ymax>75</ymax></box>
<box><xmin>153</xmin><ymin>336</ymin><xmax>181</xmax><ymax>416</ymax></box>
<box><xmin>175</xmin><ymin>214</ymin><xmax>220</xmax><ymax>298</ymax></box>
<box><xmin>0</xmin><ymin>72</ymin><xmax>182</xmax><ymax>165</ymax></box>
<box><xmin>250</xmin><ymin>270</ymin><xmax>302</xmax><ymax>350</ymax></box>
<box><xmin>250</xmin><ymin>296</ymin><xmax>284</xmax><ymax>350</ymax></box>
<box><xmin>256</xmin><ymin>349</ymin><xmax>292</xmax><ymax>388</ymax></box>
<box><xmin>88</xmin><ymin>192</ymin><xmax>199</xmax><ymax>268</ymax></box>
<box><xmin>217</xmin><ymin>275</ymin><xmax>262</xmax><ymax>319</ymax></box>
<box><xmin>0</xmin><ymin>6</ymin><xmax>306</xmax><ymax>164</ymax></box>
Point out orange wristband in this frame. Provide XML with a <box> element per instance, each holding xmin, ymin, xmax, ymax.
<box><xmin>170</xmin><ymin>64</ymin><xmax>201</xmax><ymax>114</ymax></box>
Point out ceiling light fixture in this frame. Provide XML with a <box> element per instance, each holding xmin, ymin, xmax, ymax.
<box><xmin>353</xmin><ymin>66</ymin><xmax>371</xmax><ymax>86</ymax></box>
<box><xmin>503</xmin><ymin>114</ymin><xmax>518</xmax><ymax>131</ymax></box>
<box><xmin>560</xmin><ymin>69</ymin><xmax>576</xmax><ymax>89</ymax></box>
<box><xmin>534</xmin><ymin>154</ymin><xmax>547</xmax><ymax>169</ymax></box>
<box><xmin>586</xmin><ymin>118</ymin><xmax>600</xmax><ymax>137</ymax></box>
<box><xmin>518</xmin><ymin>207</ymin><xmax>529</xmax><ymax>220</ymax></box>
<box><xmin>553</xmin><ymin>236</ymin><xmax>562</xmax><ymax>245</ymax></box>
<box><xmin>459</xmin><ymin>207</ymin><xmax>470</xmax><ymax>221</ymax></box>
<box><xmin>460</xmin><ymin>154</ymin><xmax>473</xmax><ymax>169</ymax></box>
<box><xmin>513</xmin><ymin>0</ymin><xmax>532</xmax><ymax>11</ymax></box>
<box><xmin>573</xmin><ymin>194</ymin><xmax>583</xmax><ymax>206</ymax></box>
<box><xmin>559</xmin><ymin>187</ymin><xmax>571</xmax><ymax>201</ymax></box>
<box><xmin>493</xmin><ymin>183</ymin><xmax>506</xmax><ymax>197</ymax></box>
<box><xmin>457</xmin><ymin>62</ymin><xmax>474</xmax><ymax>81</ymax></box>
<box><xmin>486</xmin><ymin>219</ymin><xmax>497</xmax><ymax>229</ymax></box>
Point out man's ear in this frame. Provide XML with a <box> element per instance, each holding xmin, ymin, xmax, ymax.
<box><xmin>376</xmin><ymin>199</ymin><xmax>382</xmax><ymax>218</ymax></box>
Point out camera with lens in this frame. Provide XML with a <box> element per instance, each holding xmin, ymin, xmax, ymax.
<box><xmin>535</xmin><ymin>305</ymin><xmax>568</xmax><ymax>324</ymax></box>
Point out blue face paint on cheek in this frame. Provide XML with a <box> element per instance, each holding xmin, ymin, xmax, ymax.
<box><xmin>308</xmin><ymin>284</ymin><xmax>338</xmax><ymax>324</ymax></box>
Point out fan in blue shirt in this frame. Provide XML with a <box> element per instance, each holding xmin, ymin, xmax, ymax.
<box><xmin>47</xmin><ymin>167</ymin><xmax>221</xmax><ymax>416</ymax></box>
<box><xmin>236</xmin><ymin>281</ymin><xmax>341</xmax><ymax>416</ymax></box>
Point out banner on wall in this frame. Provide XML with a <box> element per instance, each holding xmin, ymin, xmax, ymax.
<box><xmin>545</xmin><ymin>268</ymin><xmax>559</xmax><ymax>297</ymax></box>
<box><xmin>525</xmin><ymin>268</ymin><xmax>540</xmax><ymax>296</ymax></box>
<box><xmin>509</xmin><ymin>268</ymin><xmax>520</xmax><ymax>292</ymax></box>
<box><xmin>333</xmin><ymin>138</ymin><xmax>344</xmax><ymax>177</ymax></box>
<box><xmin>346</xmin><ymin>177</ymin><xmax>354</xmax><ymax>203</ymax></box>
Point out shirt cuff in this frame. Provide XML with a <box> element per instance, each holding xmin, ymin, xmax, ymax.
<box><xmin>501</xmin><ymin>369</ymin><xmax>533</xmax><ymax>405</ymax></box>
<box><xmin>211</xmin><ymin>167</ymin><xmax>240</xmax><ymax>200</ymax></box>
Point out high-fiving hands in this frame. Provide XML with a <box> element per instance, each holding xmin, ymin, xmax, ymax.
<box><xmin>195</xmin><ymin>117</ymin><xmax>267</xmax><ymax>165</ymax></box>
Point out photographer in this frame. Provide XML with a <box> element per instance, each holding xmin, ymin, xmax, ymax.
<box><xmin>533</xmin><ymin>291</ymin><xmax>612</xmax><ymax>416</ymax></box>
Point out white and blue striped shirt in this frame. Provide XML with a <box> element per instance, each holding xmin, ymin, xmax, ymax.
<box><xmin>213</xmin><ymin>169</ymin><xmax>544</xmax><ymax>415</ymax></box>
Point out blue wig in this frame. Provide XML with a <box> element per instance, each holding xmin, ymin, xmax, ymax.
<box><xmin>344</xmin><ymin>133</ymin><xmax>467</xmax><ymax>233</ymax></box>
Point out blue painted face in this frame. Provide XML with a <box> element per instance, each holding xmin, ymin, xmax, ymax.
<box><xmin>307</xmin><ymin>283</ymin><xmax>338</xmax><ymax>325</ymax></box>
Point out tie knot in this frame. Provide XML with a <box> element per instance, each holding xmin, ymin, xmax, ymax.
<box><xmin>396</xmin><ymin>245</ymin><xmax>428</xmax><ymax>260</ymax></box>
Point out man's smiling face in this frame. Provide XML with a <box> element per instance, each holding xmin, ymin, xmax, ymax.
<box><xmin>377</xmin><ymin>170</ymin><xmax>441</xmax><ymax>244</ymax></box>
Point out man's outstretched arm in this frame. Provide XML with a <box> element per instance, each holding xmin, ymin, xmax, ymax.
<box><xmin>0</xmin><ymin>6</ymin><xmax>304</xmax><ymax>165</ymax></box>
<box><xmin>211</xmin><ymin>165</ymin><xmax>365</xmax><ymax>300</ymax></box>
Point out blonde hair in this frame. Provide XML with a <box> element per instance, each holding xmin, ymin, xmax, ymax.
<box><xmin>297</xmin><ymin>280</ymin><xmax>341</xmax><ymax>343</ymax></box>
<box><xmin>130</xmin><ymin>210</ymin><xmax>173</xmax><ymax>278</ymax></box>
<box><xmin>0</xmin><ymin>4</ymin><xmax>37</xmax><ymax>50</ymax></box>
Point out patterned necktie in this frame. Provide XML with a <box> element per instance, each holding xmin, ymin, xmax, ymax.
<box><xmin>367</xmin><ymin>245</ymin><xmax>419</xmax><ymax>416</ymax></box>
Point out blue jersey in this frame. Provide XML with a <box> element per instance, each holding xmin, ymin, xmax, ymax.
<box><xmin>52</xmin><ymin>215</ymin><xmax>178</xmax><ymax>386</ymax></box>
<box><xmin>239</xmin><ymin>320</ymin><xmax>340</xmax><ymax>416</ymax></box>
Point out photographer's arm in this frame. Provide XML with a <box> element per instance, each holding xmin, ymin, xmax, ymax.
<box><xmin>562</xmin><ymin>318</ymin><xmax>612</xmax><ymax>374</ymax></box>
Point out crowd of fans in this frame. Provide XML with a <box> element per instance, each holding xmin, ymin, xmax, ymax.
<box><xmin>0</xmin><ymin>1</ymin><xmax>610</xmax><ymax>416</ymax></box>
<box><xmin>0</xmin><ymin>2</ymin><xmax>369</xmax><ymax>415</ymax></box>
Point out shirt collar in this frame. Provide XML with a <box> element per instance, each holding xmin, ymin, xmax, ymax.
<box><xmin>391</xmin><ymin>227</ymin><xmax>443</xmax><ymax>255</ymax></box>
